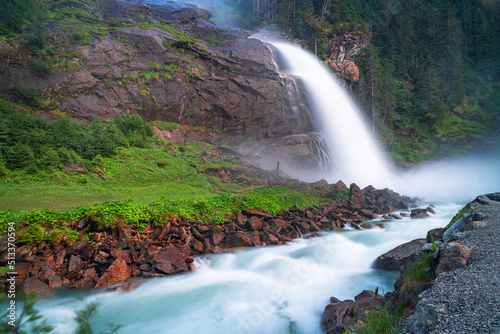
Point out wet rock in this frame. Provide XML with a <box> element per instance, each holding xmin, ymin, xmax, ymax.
<box><xmin>71</xmin><ymin>277</ymin><xmax>93</xmax><ymax>289</ymax></box>
<box><xmin>321</xmin><ymin>299</ymin><xmax>361</xmax><ymax>333</ymax></box>
<box><xmin>374</xmin><ymin>238</ymin><xmax>427</xmax><ymax>270</ymax></box>
<box><xmin>95</xmin><ymin>258</ymin><xmax>131</xmax><ymax>289</ymax></box>
<box><xmin>246</xmin><ymin>217</ymin><xmax>263</xmax><ymax>231</ymax></box>
<box><xmin>151</xmin><ymin>244</ymin><xmax>190</xmax><ymax>275</ymax></box>
<box><xmin>116</xmin><ymin>282</ymin><xmax>139</xmax><ymax>292</ymax></box>
<box><xmin>47</xmin><ymin>275</ymin><xmax>62</xmax><ymax>289</ymax></box>
<box><xmin>20</xmin><ymin>277</ymin><xmax>51</xmax><ymax>297</ymax></box>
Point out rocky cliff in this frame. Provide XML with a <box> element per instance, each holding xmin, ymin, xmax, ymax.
<box><xmin>0</xmin><ymin>0</ymin><xmax>325</xmax><ymax>172</ymax></box>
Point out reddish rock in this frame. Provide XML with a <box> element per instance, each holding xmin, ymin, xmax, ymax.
<box><xmin>118</xmin><ymin>227</ymin><xmax>132</xmax><ymax>240</ymax></box>
<box><xmin>151</xmin><ymin>244</ymin><xmax>190</xmax><ymax>275</ymax></box>
<box><xmin>65</xmin><ymin>164</ymin><xmax>87</xmax><ymax>173</ymax></box>
<box><xmin>81</xmin><ymin>245</ymin><xmax>95</xmax><ymax>260</ymax></box>
<box><xmin>298</xmin><ymin>222</ymin><xmax>310</xmax><ymax>234</ymax></box>
<box><xmin>15</xmin><ymin>245</ymin><xmax>35</xmax><ymax>261</ymax></box>
<box><xmin>211</xmin><ymin>231</ymin><xmax>225</xmax><ymax>246</ymax></box>
<box><xmin>112</xmin><ymin>249</ymin><xmax>133</xmax><ymax>264</ymax></box>
<box><xmin>95</xmin><ymin>258</ymin><xmax>131</xmax><ymax>289</ymax></box>
<box><xmin>191</xmin><ymin>239</ymin><xmax>204</xmax><ymax>253</ymax></box>
<box><xmin>21</xmin><ymin>277</ymin><xmax>51</xmax><ymax>297</ymax></box>
<box><xmin>71</xmin><ymin>277</ymin><xmax>93</xmax><ymax>289</ymax></box>
<box><xmin>190</xmin><ymin>227</ymin><xmax>204</xmax><ymax>241</ymax></box>
<box><xmin>270</xmin><ymin>219</ymin><xmax>289</xmax><ymax>233</ymax></box>
<box><xmin>48</xmin><ymin>275</ymin><xmax>62</xmax><ymax>289</ymax></box>
<box><xmin>94</xmin><ymin>251</ymin><xmax>110</xmax><ymax>264</ymax></box>
<box><xmin>246</xmin><ymin>217</ymin><xmax>263</xmax><ymax>231</ymax></box>
<box><xmin>67</xmin><ymin>255</ymin><xmax>84</xmax><ymax>279</ymax></box>
<box><xmin>83</xmin><ymin>268</ymin><xmax>99</xmax><ymax>282</ymax></box>
<box><xmin>116</xmin><ymin>282</ymin><xmax>139</xmax><ymax>292</ymax></box>
<box><xmin>242</xmin><ymin>209</ymin><xmax>273</xmax><ymax>218</ymax></box>
<box><xmin>224</xmin><ymin>231</ymin><xmax>260</xmax><ymax>248</ymax></box>
<box><xmin>16</xmin><ymin>263</ymin><xmax>33</xmax><ymax>281</ymax></box>
<box><xmin>435</xmin><ymin>243</ymin><xmax>471</xmax><ymax>275</ymax></box>
<box><xmin>236</xmin><ymin>213</ymin><xmax>246</xmax><ymax>226</ymax></box>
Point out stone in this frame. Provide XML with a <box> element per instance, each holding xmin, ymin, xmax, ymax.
<box><xmin>118</xmin><ymin>227</ymin><xmax>132</xmax><ymax>240</ymax></box>
<box><xmin>95</xmin><ymin>258</ymin><xmax>131</xmax><ymax>289</ymax></box>
<box><xmin>246</xmin><ymin>217</ymin><xmax>263</xmax><ymax>231</ymax></box>
<box><xmin>116</xmin><ymin>282</ymin><xmax>139</xmax><ymax>292</ymax></box>
<box><xmin>21</xmin><ymin>277</ymin><xmax>51</xmax><ymax>298</ymax></box>
<box><xmin>241</xmin><ymin>209</ymin><xmax>273</xmax><ymax>218</ymax></box>
<box><xmin>374</xmin><ymin>238</ymin><xmax>427</xmax><ymax>270</ymax></box>
<box><xmin>48</xmin><ymin>275</ymin><xmax>62</xmax><ymax>289</ymax></box>
<box><xmin>65</xmin><ymin>164</ymin><xmax>87</xmax><ymax>173</ymax></box>
<box><xmin>321</xmin><ymin>299</ymin><xmax>361</xmax><ymax>333</ymax></box>
<box><xmin>67</xmin><ymin>255</ymin><xmax>84</xmax><ymax>279</ymax></box>
<box><xmin>112</xmin><ymin>249</ymin><xmax>133</xmax><ymax>264</ymax></box>
<box><xmin>71</xmin><ymin>277</ymin><xmax>93</xmax><ymax>289</ymax></box>
<box><xmin>211</xmin><ymin>231</ymin><xmax>225</xmax><ymax>246</ymax></box>
<box><xmin>443</xmin><ymin>217</ymin><xmax>466</xmax><ymax>242</ymax></box>
<box><xmin>435</xmin><ymin>242</ymin><xmax>471</xmax><ymax>275</ymax></box>
<box><xmin>83</xmin><ymin>268</ymin><xmax>99</xmax><ymax>282</ymax></box>
<box><xmin>224</xmin><ymin>231</ymin><xmax>261</xmax><ymax>248</ymax></box>
<box><xmin>151</xmin><ymin>244</ymin><xmax>190</xmax><ymax>275</ymax></box>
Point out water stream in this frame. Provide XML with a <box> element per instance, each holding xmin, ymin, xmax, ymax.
<box><xmin>36</xmin><ymin>204</ymin><xmax>458</xmax><ymax>334</ymax></box>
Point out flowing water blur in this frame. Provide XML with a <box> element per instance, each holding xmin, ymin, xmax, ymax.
<box><xmin>35</xmin><ymin>203</ymin><xmax>459</xmax><ymax>334</ymax></box>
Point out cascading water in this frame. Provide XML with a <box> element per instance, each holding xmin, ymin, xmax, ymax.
<box><xmin>33</xmin><ymin>205</ymin><xmax>456</xmax><ymax>334</ymax></box>
<box><xmin>267</xmin><ymin>40</ymin><xmax>392</xmax><ymax>188</ymax></box>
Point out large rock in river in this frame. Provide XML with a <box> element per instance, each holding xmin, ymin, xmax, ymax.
<box><xmin>373</xmin><ymin>238</ymin><xmax>427</xmax><ymax>270</ymax></box>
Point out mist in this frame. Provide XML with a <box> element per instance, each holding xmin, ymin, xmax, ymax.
<box><xmin>178</xmin><ymin>0</ymin><xmax>245</xmax><ymax>28</ymax></box>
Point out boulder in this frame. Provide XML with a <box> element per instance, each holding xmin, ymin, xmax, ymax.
<box><xmin>443</xmin><ymin>217</ymin><xmax>466</xmax><ymax>242</ymax></box>
<box><xmin>151</xmin><ymin>244</ymin><xmax>190</xmax><ymax>275</ymax></box>
<box><xmin>67</xmin><ymin>255</ymin><xmax>84</xmax><ymax>279</ymax></box>
<box><xmin>65</xmin><ymin>164</ymin><xmax>87</xmax><ymax>173</ymax></box>
<box><xmin>321</xmin><ymin>299</ymin><xmax>361</xmax><ymax>333</ymax></box>
<box><xmin>95</xmin><ymin>258</ymin><xmax>131</xmax><ymax>288</ymax></box>
<box><xmin>435</xmin><ymin>242</ymin><xmax>471</xmax><ymax>275</ymax></box>
<box><xmin>374</xmin><ymin>238</ymin><xmax>427</xmax><ymax>270</ymax></box>
<box><xmin>20</xmin><ymin>277</ymin><xmax>51</xmax><ymax>298</ymax></box>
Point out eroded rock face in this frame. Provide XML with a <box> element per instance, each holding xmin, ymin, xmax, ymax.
<box><xmin>324</xmin><ymin>34</ymin><xmax>366</xmax><ymax>87</ymax></box>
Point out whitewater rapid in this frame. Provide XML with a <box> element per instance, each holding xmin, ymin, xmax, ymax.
<box><xmin>33</xmin><ymin>204</ymin><xmax>459</xmax><ymax>334</ymax></box>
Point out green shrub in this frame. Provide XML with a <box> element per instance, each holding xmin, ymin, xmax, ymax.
<box><xmin>29</xmin><ymin>57</ymin><xmax>53</xmax><ymax>77</ymax></box>
<box><xmin>6</xmin><ymin>143</ymin><xmax>34</xmax><ymax>169</ymax></box>
<box><xmin>148</xmin><ymin>61</ymin><xmax>163</xmax><ymax>71</ymax></box>
<box><xmin>19</xmin><ymin>223</ymin><xmax>45</xmax><ymax>244</ymax></box>
<box><xmin>13</xmin><ymin>83</ymin><xmax>41</xmax><ymax>106</ymax></box>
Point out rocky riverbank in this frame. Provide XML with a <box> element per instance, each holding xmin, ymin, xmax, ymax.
<box><xmin>320</xmin><ymin>193</ymin><xmax>500</xmax><ymax>334</ymax></box>
<box><xmin>1</xmin><ymin>182</ymin><xmax>417</xmax><ymax>297</ymax></box>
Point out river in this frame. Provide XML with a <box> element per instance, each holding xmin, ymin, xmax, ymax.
<box><xmin>35</xmin><ymin>202</ymin><xmax>459</xmax><ymax>334</ymax></box>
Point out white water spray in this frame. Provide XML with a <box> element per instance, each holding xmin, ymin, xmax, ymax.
<box><xmin>256</xmin><ymin>37</ymin><xmax>500</xmax><ymax>201</ymax></box>
<box><xmin>266</xmin><ymin>41</ymin><xmax>392</xmax><ymax>188</ymax></box>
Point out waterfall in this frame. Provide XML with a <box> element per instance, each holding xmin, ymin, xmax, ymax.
<box><xmin>268</xmin><ymin>41</ymin><xmax>393</xmax><ymax>188</ymax></box>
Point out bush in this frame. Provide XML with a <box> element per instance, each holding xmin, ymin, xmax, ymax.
<box><xmin>6</xmin><ymin>143</ymin><xmax>34</xmax><ymax>169</ymax></box>
<box><xmin>13</xmin><ymin>83</ymin><xmax>41</xmax><ymax>106</ymax></box>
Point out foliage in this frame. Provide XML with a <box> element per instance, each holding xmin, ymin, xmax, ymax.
<box><xmin>0</xmin><ymin>101</ymin><xmax>154</xmax><ymax>173</ymax></box>
<box><xmin>445</xmin><ymin>204</ymin><xmax>470</xmax><ymax>229</ymax></box>
<box><xmin>401</xmin><ymin>254</ymin><xmax>435</xmax><ymax>290</ymax></box>
<box><xmin>0</xmin><ymin>291</ymin><xmax>54</xmax><ymax>334</ymax></box>
<box><xmin>13</xmin><ymin>83</ymin><xmax>41</xmax><ymax>107</ymax></box>
<box><xmin>352</xmin><ymin>305</ymin><xmax>402</xmax><ymax>334</ymax></box>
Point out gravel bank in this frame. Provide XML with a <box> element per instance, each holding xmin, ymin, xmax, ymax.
<box><xmin>400</xmin><ymin>194</ymin><xmax>500</xmax><ymax>333</ymax></box>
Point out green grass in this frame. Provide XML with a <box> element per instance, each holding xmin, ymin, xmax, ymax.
<box><xmin>352</xmin><ymin>305</ymin><xmax>402</xmax><ymax>334</ymax></box>
<box><xmin>0</xmin><ymin>142</ymin><xmax>326</xmax><ymax>237</ymax></box>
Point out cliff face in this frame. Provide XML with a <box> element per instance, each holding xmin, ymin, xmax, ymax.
<box><xmin>0</xmin><ymin>0</ymin><xmax>324</xmax><ymax>171</ymax></box>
